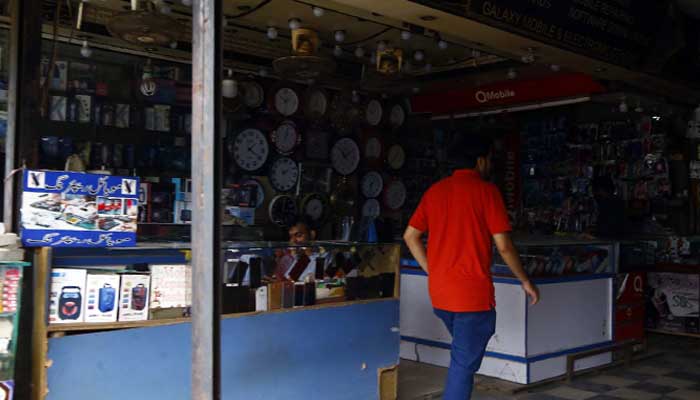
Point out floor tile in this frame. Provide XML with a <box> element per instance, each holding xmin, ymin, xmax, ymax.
<box><xmin>628</xmin><ymin>382</ymin><xmax>678</xmax><ymax>394</ymax></box>
<box><xmin>542</xmin><ymin>386</ymin><xmax>599</xmax><ymax>400</ymax></box>
<box><xmin>665</xmin><ymin>371</ymin><xmax>700</xmax><ymax>382</ymax></box>
<box><xmin>608</xmin><ymin>370</ymin><xmax>656</xmax><ymax>381</ymax></box>
<box><xmin>566</xmin><ymin>381</ymin><xmax>617</xmax><ymax>394</ymax></box>
<box><xmin>646</xmin><ymin>377</ymin><xmax>698</xmax><ymax>389</ymax></box>
<box><xmin>587</xmin><ymin>375</ymin><xmax>637</xmax><ymax>388</ymax></box>
<box><xmin>631</xmin><ymin>366</ymin><xmax>675</xmax><ymax>376</ymax></box>
<box><xmin>665</xmin><ymin>389</ymin><xmax>700</xmax><ymax>400</ymax></box>
<box><xmin>605</xmin><ymin>388</ymin><xmax>663</xmax><ymax>400</ymax></box>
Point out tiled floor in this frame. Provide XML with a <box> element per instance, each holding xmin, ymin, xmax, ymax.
<box><xmin>398</xmin><ymin>334</ymin><xmax>700</xmax><ymax>400</ymax></box>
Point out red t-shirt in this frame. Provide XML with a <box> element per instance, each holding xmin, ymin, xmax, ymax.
<box><xmin>409</xmin><ymin>169</ymin><xmax>511</xmax><ymax>312</ymax></box>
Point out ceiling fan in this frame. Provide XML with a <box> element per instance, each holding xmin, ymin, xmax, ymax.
<box><xmin>272</xmin><ymin>28</ymin><xmax>336</xmax><ymax>80</ymax></box>
<box><xmin>106</xmin><ymin>0</ymin><xmax>183</xmax><ymax>47</ymax></box>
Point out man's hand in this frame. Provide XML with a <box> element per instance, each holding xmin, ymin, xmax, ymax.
<box><xmin>522</xmin><ymin>280</ymin><xmax>540</xmax><ymax>305</ymax></box>
<box><xmin>403</xmin><ymin>226</ymin><xmax>429</xmax><ymax>274</ymax></box>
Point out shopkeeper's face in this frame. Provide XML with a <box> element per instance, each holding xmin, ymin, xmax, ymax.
<box><xmin>289</xmin><ymin>224</ymin><xmax>314</xmax><ymax>244</ymax></box>
<box><xmin>476</xmin><ymin>152</ymin><xmax>493</xmax><ymax>180</ymax></box>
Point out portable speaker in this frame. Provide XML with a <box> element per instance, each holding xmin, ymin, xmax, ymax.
<box><xmin>131</xmin><ymin>284</ymin><xmax>148</xmax><ymax>311</ymax></box>
<box><xmin>98</xmin><ymin>283</ymin><xmax>116</xmax><ymax>313</ymax></box>
<box><xmin>59</xmin><ymin>286</ymin><xmax>82</xmax><ymax>320</ymax></box>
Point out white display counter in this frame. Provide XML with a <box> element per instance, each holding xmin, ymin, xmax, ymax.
<box><xmin>399</xmin><ymin>268</ymin><xmax>614</xmax><ymax>384</ymax></box>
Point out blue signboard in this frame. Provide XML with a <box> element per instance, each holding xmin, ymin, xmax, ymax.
<box><xmin>21</xmin><ymin>170</ymin><xmax>139</xmax><ymax>248</ymax></box>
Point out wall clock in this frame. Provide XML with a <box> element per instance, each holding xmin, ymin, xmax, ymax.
<box><xmin>383</xmin><ymin>179</ymin><xmax>407</xmax><ymax>211</ymax></box>
<box><xmin>389</xmin><ymin>102</ymin><xmax>406</xmax><ymax>129</ymax></box>
<box><xmin>366</xmin><ymin>99</ymin><xmax>383</xmax><ymax>126</ymax></box>
<box><xmin>301</xmin><ymin>193</ymin><xmax>329</xmax><ymax>226</ymax></box>
<box><xmin>268</xmin><ymin>157</ymin><xmax>299</xmax><ymax>192</ymax></box>
<box><xmin>241</xmin><ymin>178</ymin><xmax>265</xmax><ymax>208</ymax></box>
<box><xmin>305</xmin><ymin>129</ymin><xmax>330</xmax><ymax>160</ymax></box>
<box><xmin>360</xmin><ymin>171</ymin><xmax>384</xmax><ymax>198</ymax></box>
<box><xmin>386</xmin><ymin>144</ymin><xmax>406</xmax><ymax>170</ymax></box>
<box><xmin>363</xmin><ymin>135</ymin><xmax>383</xmax><ymax>168</ymax></box>
<box><xmin>362</xmin><ymin>198</ymin><xmax>381</xmax><ymax>218</ymax></box>
<box><xmin>273</xmin><ymin>86</ymin><xmax>300</xmax><ymax>116</ymax></box>
<box><xmin>330</xmin><ymin>137</ymin><xmax>361</xmax><ymax>176</ymax></box>
<box><xmin>329</xmin><ymin>92</ymin><xmax>361</xmax><ymax>135</ymax></box>
<box><xmin>305</xmin><ymin>87</ymin><xmax>329</xmax><ymax>120</ymax></box>
<box><xmin>268</xmin><ymin>195</ymin><xmax>297</xmax><ymax>227</ymax></box>
<box><xmin>241</xmin><ymin>80</ymin><xmax>265</xmax><ymax>109</ymax></box>
<box><xmin>231</xmin><ymin>128</ymin><xmax>269</xmax><ymax>172</ymax></box>
<box><xmin>330</xmin><ymin>179</ymin><xmax>357</xmax><ymax>217</ymax></box>
<box><xmin>271</xmin><ymin>120</ymin><xmax>301</xmax><ymax>155</ymax></box>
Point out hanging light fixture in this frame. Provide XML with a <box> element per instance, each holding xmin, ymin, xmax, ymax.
<box><xmin>170</xmin><ymin>41</ymin><xmax>178</xmax><ymax>49</ymax></box>
<box><xmin>413</xmin><ymin>50</ymin><xmax>424</xmax><ymax>62</ymax></box>
<box><xmin>333</xmin><ymin>45</ymin><xmax>343</xmax><ymax>57</ymax></box>
<box><xmin>222</xmin><ymin>69</ymin><xmax>238</xmax><ymax>99</ymax></box>
<box><xmin>334</xmin><ymin>30</ymin><xmax>346</xmax><ymax>43</ymax></box>
<box><xmin>377</xmin><ymin>40</ymin><xmax>387</xmax><ymax>52</ymax></box>
<box><xmin>80</xmin><ymin>40</ymin><xmax>93</xmax><ymax>58</ymax></box>
<box><xmin>259</xmin><ymin>68</ymin><xmax>268</xmax><ymax>78</ymax></box>
<box><xmin>471</xmin><ymin>49</ymin><xmax>481</xmax><ymax>58</ymax></box>
<box><xmin>355</xmin><ymin>46</ymin><xmax>365</xmax><ymax>58</ymax></box>
<box><xmin>267</xmin><ymin>26</ymin><xmax>278</xmax><ymax>40</ymax></box>
<box><xmin>401</xmin><ymin>30</ymin><xmax>411</xmax><ymax>41</ymax></box>
<box><xmin>288</xmin><ymin>18</ymin><xmax>302</xmax><ymax>30</ymax></box>
<box><xmin>438</xmin><ymin>39</ymin><xmax>448</xmax><ymax>50</ymax></box>
<box><xmin>312</xmin><ymin>7</ymin><xmax>325</xmax><ymax>17</ymax></box>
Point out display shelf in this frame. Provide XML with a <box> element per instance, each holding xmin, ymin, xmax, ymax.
<box><xmin>646</xmin><ymin>329</ymin><xmax>700</xmax><ymax>339</ymax></box>
<box><xmin>38</xmin><ymin>120</ymin><xmax>180</xmax><ymax>146</ymax></box>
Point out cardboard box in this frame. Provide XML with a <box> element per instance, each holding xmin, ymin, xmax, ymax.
<box><xmin>646</xmin><ymin>272</ymin><xmax>700</xmax><ymax>334</ymax></box>
<box><xmin>118</xmin><ymin>274</ymin><xmax>151</xmax><ymax>321</ymax></box>
<box><xmin>84</xmin><ymin>273</ymin><xmax>120</xmax><ymax>323</ymax></box>
<box><xmin>150</xmin><ymin>264</ymin><xmax>191</xmax><ymax>309</ymax></box>
<box><xmin>49</xmin><ymin>268</ymin><xmax>87</xmax><ymax>324</ymax></box>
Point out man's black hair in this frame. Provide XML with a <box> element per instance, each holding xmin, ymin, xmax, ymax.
<box><xmin>289</xmin><ymin>218</ymin><xmax>312</xmax><ymax>230</ymax></box>
<box><xmin>448</xmin><ymin>134</ymin><xmax>494</xmax><ymax>169</ymax></box>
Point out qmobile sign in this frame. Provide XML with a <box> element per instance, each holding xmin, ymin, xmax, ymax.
<box><xmin>411</xmin><ymin>72</ymin><xmax>605</xmax><ymax>115</ymax></box>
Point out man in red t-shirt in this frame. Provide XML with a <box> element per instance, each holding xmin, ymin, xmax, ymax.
<box><xmin>404</xmin><ymin>134</ymin><xmax>539</xmax><ymax>400</ymax></box>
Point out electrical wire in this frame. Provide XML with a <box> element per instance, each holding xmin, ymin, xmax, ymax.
<box><xmin>229</xmin><ymin>0</ymin><xmax>273</xmax><ymax>19</ymax></box>
<box><xmin>342</xmin><ymin>27</ymin><xmax>392</xmax><ymax>46</ymax></box>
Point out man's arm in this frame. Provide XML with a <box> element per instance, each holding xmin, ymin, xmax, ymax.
<box><xmin>493</xmin><ymin>233</ymin><xmax>540</xmax><ymax>305</ymax></box>
<box><xmin>403</xmin><ymin>226</ymin><xmax>428</xmax><ymax>274</ymax></box>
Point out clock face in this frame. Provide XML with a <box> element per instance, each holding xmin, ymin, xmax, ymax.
<box><xmin>269</xmin><ymin>157</ymin><xmax>299</xmax><ymax>192</ymax></box>
<box><xmin>306</xmin><ymin>88</ymin><xmax>328</xmax><ymax>119</ymax></box>
<box><xmin>330</xmin><ymin>137</ymin><xmax>361</xmax><ymax>176</ymax></box>
<box><xmin>242</xmin><ymin>179</ymin><xmax>265</xmax><ymax>208</ymax></box>
<box><xmin>361</xmin><ymin>171</ymin><xmax>384</xmax><ymax>198</ymax></box>
<box><xmin>305</xmin><ymin>130</ymin><xmax>330</xmax><ymax>160</ymax></box>
<box><xmin>386</xmin><ymin>144</ymin><xmax>406</xmax><ymax>170</ymax></box>
<box><xmin>232</xmin><ymin>129</ymin><xmax>269</xmax><ymax>172</ymax></box>
<box><xmin>302</xmin><ymin>193</ymin><xmax>327</xmax><ymax>224</ymax></box>
<box><xmin>271</xmin><ymin>120</ymin><xmax>301</xmax><ymax>155</ymax></box>
<box><xmin>384</xmin><ymin>180</ymin><xmax>407</xmax><ymax>210</ymax></box>
<box><xmin>242</xmin><ymin>81</ymin><xmax>265</xmax><ymax>108</ymax></box>
<box><xmin>390</xmin><ymin>104</ymin><xmax>406</xmax><ymax>128</ymax></box>
<box><xmin>362</xmin><ymin>198</ymin><xmax>381</xmax><ymax>218</ymax></box>
<box><xmin>366</xmin><ymin>99</ymin><xmax>383</xmax><ymax>126</ymax></box>
<box><xmin>274</xmin><ymin>87</ymin><xmax>299</xmax><ymax>116</ymax></box>
<box><xmin>365</xmin><ymin>137</ymin><xmax>382</xmax><ymax>160</ymax></box>
<box><xmin>268</xmin><ymin>195</ymin><xmax>297</xmax><ymax>227</ymax></box>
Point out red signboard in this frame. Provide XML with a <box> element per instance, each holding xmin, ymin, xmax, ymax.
<box><xmin>411</xmin><ymin>73</ymin><xmax>605</xmax><ymax>115</ymax></box>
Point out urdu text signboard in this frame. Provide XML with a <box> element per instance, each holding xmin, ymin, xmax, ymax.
<box><xmin>409</xmin><ymin>0</ymin><xmax>665</xmax><ymax>67</ymax></box>
<box><xmin>21</xmin><ymin>170</ymin><xmax>139</xmax><ymax>247</ymax></box>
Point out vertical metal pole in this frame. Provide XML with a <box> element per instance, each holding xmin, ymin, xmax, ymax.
<box><xmin>4</xmin><ymin>0</ymin><xmax>19</xmax><ymax>232</ymax></box>
<box><xmin>191</xmin><ymin>1</ymin><xmax>222</xmax><ymax>400</ymax></box>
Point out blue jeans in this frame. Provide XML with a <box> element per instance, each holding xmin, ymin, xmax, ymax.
<box><xmin>433</xmin><ymin>308</ymin><xmax>496</xmax><ymax>400</ymax></box>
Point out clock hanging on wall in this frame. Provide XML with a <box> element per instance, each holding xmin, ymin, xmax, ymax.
<box><xmin>330</xmin><ymin>137</ymin><xmax>361</xmax><ymax>176</ymax></box>
<box><xmin>365</xmin><ymin>99</ymin><xmax>383</xmax><ymax>127</ymax></box>
<box><xmin>305</xmin><ymin>86</ymin><xmax>329</xmax><ymax>120</ymax></box>
<box><xmin>360</xmin><ymin>171</ymin><xmax>384</xmax><ymax>198</ymax></box>
<box><xmin>241</xmin><ymin>178</ymin><xmax>266</xmax><ymax>208</ymax></box>
<box><xmin>272</xmin><ymin>86</ymin><xmax>300</xmax><ymax>116</ymax></box>
<box><xmin>231</xmin><ymin>128</ymin><xmax>269</xmax><ymax>172</ymax></box>
<box><xmin>268</xmin><ymin>195</ymin><xmax>298</xmax><ymax>227</ymax></box>
<box><xmin>301</xmin><ymin>192</ymin><xmax>329</xmax><ymax>227</ymax></box>
<box><xmin>330</xmin><ymin>179</ymin><xmax>357</xmax><ymax>217</ymax></box>
<box><xmin>386</xmin><ymin>143</ymin><xmax>406</xmax><ymax>170</ymax></box>
<box><xmin>271</xmin><ymin>120</ymin><xmax>302</xmax><ymax>155</ymax></box>
<box><xmin>383</xmin><ymin>179</ymin><xmax>407</xmax><ymax>211</ymax></box>
<box><xmin>389</xmin><ymin>102</ymin><xmax>407</xmax><ymax>129</ymax></box>
<box><xmin>362</xmin><ymin>198</ymin><xmax>381</xmax><ymax>218</ymax></box>
<box><xmin>241</xmin><ymin>80</ymin><xmax>265</xmax><ymax>109</ymax></box>
<box><xmin>304</xmin><ymin>129</ymin><xmax>330</xmax><ymax>160</ymax></box>
<box><xmin>362</xmin><ymin>134</ymin><xmax>384</xmax><ymax>168</ymax></box>
<box><xmin>329</xmin><ymin>91</ymin><xmax>361</xmax><ymax>135</ymax></box>
<box><xmin>268</xmin><ymin>157</ymin><xmax>299</xmax><ymax>192</ymax></box>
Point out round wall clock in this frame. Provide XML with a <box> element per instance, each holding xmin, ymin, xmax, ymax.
<box><xmin>330</xmin><ymin>137</ymin><xmax>361</xmax><ymax>176</ymax></box>
<box><xmin>389</xmin><ymin>103</ymin><xmax>406</xmax><ymax>129</ymax></box>
<box><xmin>305</xmin><ymin>129</ymin><xmax>330</xmax><ymax>160</ymax></box>
<box><xmin>362</xmin><ymin>198</ymin><xmax>381</xmax><ymax>218</ymax></box>
<box><xmin>386</xmin><ymin>144</ymin><xmax>406</xmax><ymax>170</ymax></box>
<box><xmin>329</xmin><ymin>92</ymin><xmax>361</xmax><ymax>135</ymax></box>
<box><xmin>361</xmin><ymin>171</ymin><xmax>384</xmax><ymax>198</ymax></box>
<box><xmin>242</xmin><ymin>178</ymin><xmax>265</xmax><ymax>208</ymax></box>
<box><xmin>241</xmin><ymin>81</ymin><xmax>265</xmax><ymax>109</ymax></box>
<box><xmin>366</xmin><ymin>99</ymin><xmax>383</xmax><ymax>126</ymax></box>
<box><xmin>271</xmin><ymin>120</ymin><xmax>301</xmax><ymax>155</ymax></box>
<box><xmin>305</xmin><ymin>87</ymin><xmax>329</xmax><ymax>120</ymax></box>
<box><xmin>231</xmin><ymin>128</ymin><xmax>269</xmax><ymax>172</ymax></box>
<box><xmin>273</xmin><ymin>86</ymin><xmax>300</xmax><ymax>116</ymax></box>
<box><xmin>301</xmin><ymin>193</ymin><xmax>329</xmax><ymax>226</ymax></box>
<box><xmin>268</xmin><ymin>195</ymin><xmax>297</xmax><ymax>227</ymax></box>
<box><xmin>330</xmin><ymin>180</ymin><xmax>357</xmax><ymax>216</ymax></box>
<box><xmin>268</xmin><ymin>157</ymin><xmax>299</xmax><ymax>192</ymax></box>
<box><xmin>384</xmin><ymin>180</ymin><xmax>407</xmax><ymax>211</ymax></box>
<box><xmin>363</xmin><ymin>135</ymin><xmax>383</xmax><ymax>168</ymax></box>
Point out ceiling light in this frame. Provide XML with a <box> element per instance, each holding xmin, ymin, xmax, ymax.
<box><xmin>80</xmin><ymin>40</ymin><xmax>92</xmax><ymax>58</ymax></box>
<box><xmin>401</xmin><ymin>30</ymin><xmax>411</xmax><ymax>41</ymax></box>
<box><xmin>413</xmin><ymin>50</ymin><xmax>424</xmax><ymax>62</ymax></box>
<box><xmin>619</xmin><ymin>98</ymin><xmax>628</xmax><ymax>113</ymax></box>
<box><xmin>355</xmin><ymin>46</ymin><xmax>365</xmax><ymax>58</ymax></box>
<box><xmin>377</xmin><ymin>41</ymin><xmax>387</xmax><ymax>52</ymax></box>
<box><xmin>222</xmin><ymin>69</ymin><xmax>238</xmax><ymax>99</ymax></box>
<box><xmin>170</xmin><ymin>41</ymin><xmax>178</xmax><ymax>49</ymax></box>
<box><xmin>550</xmin><ymin>64</ymin><xmax>561</xmax><ymax>72</ymax></box>
<box><xmin>181</xmin><ymin>0</ymin><xmax>192</xmax><ymax>6</ymax></box>
<box><xmin>334</xmin><ymin>30</ymin><xmax>346</xmax><ymax>43</ymax></box>
<box><xmin>438</xmin><ymin>40</ymin><xmax>448</xmax><ymax>50</ymax></box>
<box><xmin>333</xmin><ymin>45</ymin><xmax>343</xmax><ymax>57</ymax></box>
<box><xmin>267</xmin><ymin>26</ymin><xmax>278</xmax><ymax>40</ymax></box>
<box><xmin>424</xmin><ymin>63</ymin><xmax>432</xmax><ymax>72</ymax></box>
<box><xmin>259</xmin><ymin>68</ymin><xmax>268</xmax><ymax>78</ymax></box>
<box><xmin>471</xmin><ymin>49</ymin><xmax>481</xmax><ymax>58</ymax></box>
<box><xmin>507</xmin><ymin>68</ymin><xmax>517</xmax><ymax>80</ymax></box>
<box><xmin>312</xmin><ymin>7</ymin><xmax>324</xmax><ymax>17</ymax></box>
<box><xmin>521</xmin><ymin>53</ymin><xmax>535</xmax><ymax>64</ymax></box>
<box><xmin>352</xmin><ymin>90</ymin><xmax>360</xmax><ymax>103</ymax></box>
<box><xmin>288</xmin><ymin>18</ymin><xmax>301</xmax><ymax>30</ymax></box>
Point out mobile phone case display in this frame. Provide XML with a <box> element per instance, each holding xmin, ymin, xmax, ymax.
<box><xmin>646</xmin><ymin>272</ymin><xmax>699</xmax><ymax>335</ymax></box>
<box><xmin>220</xmin><ymin>242</ymin><xmax>399</xmax><ymax>315</ymax></box>
<box><xmin>492</xmin><ymin>238</ymin><xmax>619</xmax><ymax>278</ymax></box>
<box><xmin>0</xmin><ymin>263</ymin><xmax>26</xmax><ymax>394</ymax></box>
<box><xmin>118</xmin><ymin>274</ymin><xmax>151</xmax><ymax>322</ymax></box>
<box><xmin>49</xmin><ymin>268</ymin><xmax>87</xmax><ymax>324</ymax></box>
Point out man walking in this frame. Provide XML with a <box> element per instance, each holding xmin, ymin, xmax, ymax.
<box><xmin>403</xmin><ymin>134</ymin><xmax>539</xmax><ymax>400</ymax></box>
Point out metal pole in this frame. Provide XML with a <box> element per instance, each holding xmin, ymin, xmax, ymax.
<box><xmin>191</xmin><ymin>0</ymin><xmax>223</xmax><ymax>400</ymax></box>
<box><xmin>4</xmin><ymin>0</ymin><xmax>19</xmax><ymax>232</ymax></box>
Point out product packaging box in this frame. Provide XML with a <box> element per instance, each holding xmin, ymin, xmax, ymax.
<box><xmin>115</xmin><ymin>104</ymin><xmax>130</xmax><ymax>128</ymax></box>
<box><xmin>646</xmin><ymin>272</ymin><xmax>700</xmax><ymax>334</ymax></box>
<box><xmin>83</xmin><ymin>272</ymin><xmax>120</xmax><ymax>323</ymax></box>
<box><xmin>224</xmin><ymin>207</ymin><xmax>255</xmax><ymax>226</ymax></box>
<box><xmin>75</xmin><ymin>95</ymin><xmax>92</xmax><ymax>123</ymax></box>
<box><xmin>149</xmin><ymin>264</ymin><xmax>191</xmax><ymax>310</ymax></box>
<box><xmin>49</xmin><ymin>268</ymin><xmax>87</xmax><ymax>324</ymax></box>
<box><xmin>118</xmin><ymin>274</ymin><xmax>151</xmax><ymax>322</ymax></box>
<box><xmin>49</xmin><ymin>96</ymin><xmax>67</xmax><ymax>121</ymax></box>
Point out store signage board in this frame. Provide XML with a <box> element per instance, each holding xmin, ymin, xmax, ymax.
<box><xmin>21</xmin><ymin>170</ymin><xmax>139</xmax><ymax>247</ymax></box>
<box><xmin>409</xmin><ymin>0</ymin><xmax>664</xmax><ymax>67</ymax></box>
<box><xmin>411</xmin><ymin>72</ymin><xmax>605</xmax><ymax>115</ymax></box>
